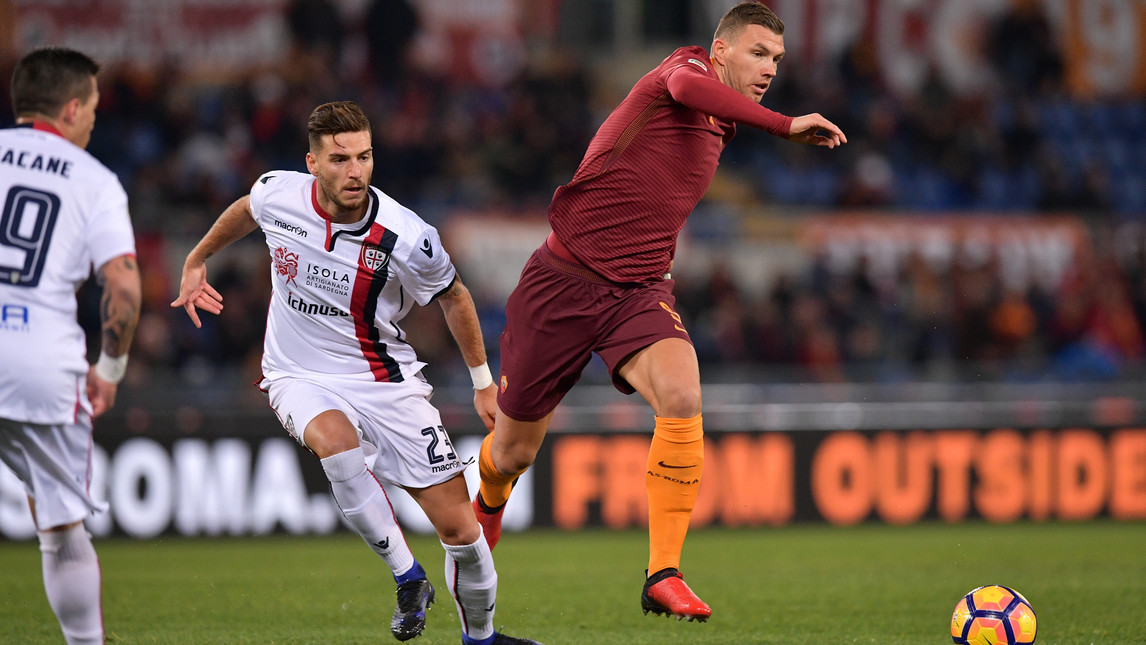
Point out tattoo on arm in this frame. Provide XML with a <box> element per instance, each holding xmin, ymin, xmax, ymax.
<box><xmin>99</xmin><ymin>255</ymin><xmax>142</xmax><ymax>356</ymax></box>
<box><xmin>443</xmin><ymin>278</ymin><xmax>465</xmax><ymax>299</ymax></box>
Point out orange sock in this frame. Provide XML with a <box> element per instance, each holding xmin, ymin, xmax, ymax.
<box><xmin>646</xmin><ymin>415</ymin><xmax>704</xmax><ymax>575</ymax></box>
<box><xmin>477</xmin><ymin>432</ymin><xmax>516</xmax><ymax>508</ymax></box>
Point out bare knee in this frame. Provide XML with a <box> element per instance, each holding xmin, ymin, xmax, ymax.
<box><xmin>437</xmin><ymin>520</ymin><xmax>481</xmax><ymax>546</ymax></box>
<box><xmin>304</xmin><ymin>411</ymin><xmax>360</xmax><ymax>459</ymax></box>
<box><xmin>409</xmin><ymin>476</ymin><xmax>483</xmax><ymax>546</ymax></box>
<box><xmin>494</xmin><ymin>442</ymin><xmax>538</xmax><ymax>476</ymax></box>
<box><xmin>656</xmin><ymin>383</ymin><xmax>702</xmax><ymax>419</ymax></box>
<box><xmin>490</xmin><ymin>413</ymin><xmax>550</xmax><ymax>476</ymax></box>
<box><xmin>40</xmin><ymin>520</ymin><xmax>85</xmax><ymax>534</ymax></box>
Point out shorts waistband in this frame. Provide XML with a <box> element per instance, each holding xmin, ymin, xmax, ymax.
<box><xmin>540</xmin><ymin>232</ymin><xmax>611</xmax><ymax>284</ymax></box>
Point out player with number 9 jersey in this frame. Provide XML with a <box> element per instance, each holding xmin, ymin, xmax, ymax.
<box><xmin>0</xmin><ymin>121</ymin><xmax>134</xmax><ymax>424</ymax></box>
<box><xmin>2</xmin><ymin>46</ymin><xmax>141</xmax><ymax>645</ymax></box>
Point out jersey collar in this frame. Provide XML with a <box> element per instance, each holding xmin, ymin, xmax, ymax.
<box><xmin>311</xmin><ymin>179</ymin><xmax>381</xmax><ymax>251</ymax></box>
<box><xmin>310</xmin><ymin>178</ymin><xmax>334</xmax><ymax>221</ymax></box>
<box><xmin>14</xmin><ymin>120</ymin><xmax>66</xmax><ymax>138</ymax></box>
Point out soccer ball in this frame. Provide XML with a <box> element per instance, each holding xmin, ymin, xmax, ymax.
<box><xmin>951</xmin><ymin>585</ymin><xmax>1037</xmax><ymax>645</ymax></box>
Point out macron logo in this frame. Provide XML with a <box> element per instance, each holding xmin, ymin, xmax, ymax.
<box><xmin>274</xmin><ymin>219</ymin><xmax>307</xmax><ymax>237</ymax></box>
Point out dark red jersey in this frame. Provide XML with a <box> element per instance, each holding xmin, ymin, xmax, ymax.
<box><xmin>548</xmin><ymin>45</ymin><xmax>792</xmax><ymax>284</ymax></box>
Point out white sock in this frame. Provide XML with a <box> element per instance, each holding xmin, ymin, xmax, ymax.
<box><xmin>39</xmin><ymin>524</ymin><xmax>103</xmax><ymax>645</ymax></box>
<box><xmin>321</xmin><ymin>448</ymin><xmax>416</xmax><ymax>577</ymax></box>
<box><xmin>443</xmin><ymin>531</ymin><xmax>498</xmax><ymax>641</ymax></box>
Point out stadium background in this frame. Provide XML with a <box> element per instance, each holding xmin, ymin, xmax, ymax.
<box><xmin>2</xmin><ymin>0</ymin><xmax>1146</xmax><ymax>540</ymax></box>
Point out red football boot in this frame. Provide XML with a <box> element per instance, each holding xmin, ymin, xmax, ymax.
<box><xmin>472</xmin><ymin>492</ymin><xmax>506</xmax><ymax>550</ymax></box>
<box><xmin>640</xmin><ymin>568</ymin><xmax>712</xmax><ymax>622</ymax></box>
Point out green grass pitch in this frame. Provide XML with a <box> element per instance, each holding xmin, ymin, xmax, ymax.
<box><xmin>2</xmin><ymin>521</ymin><xmax>1144</xmax><ymax>644</ymax></box>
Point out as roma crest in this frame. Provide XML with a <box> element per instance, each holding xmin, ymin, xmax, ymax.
<box><xmin>360</xmin><ymin>243</ymin><xmax>391</xmax><ymax>274</ymax></box>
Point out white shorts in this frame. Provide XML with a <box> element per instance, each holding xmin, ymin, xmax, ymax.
<box><xmin>262</xmin><ymin>373</ymin><xmax>466</xmax><ymax>489</ymax></box>
<box><xmin>0</xmin><ymin>413</ymin><xmax>107</xmax><ymax>529</ymax></box>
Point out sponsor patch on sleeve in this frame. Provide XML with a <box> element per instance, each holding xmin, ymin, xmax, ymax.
<box><xmin>687</xmin><ymin>58</ymin><xmax>708</xmax><ymax>72</ymax></box>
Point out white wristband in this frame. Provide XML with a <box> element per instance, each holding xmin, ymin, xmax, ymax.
<box><xmin>468</xmin><ymin>362</ymin><xmax>494</xmax><ymax>390</ymax></box>
<box><xmin>94</xmin><ymin>352</ymin><xmax>128</xmax><ymax>384</ymax></box>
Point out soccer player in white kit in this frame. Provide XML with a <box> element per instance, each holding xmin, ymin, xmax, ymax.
<box><xmin>0</xmin><ymin>48</ymin><xmax>142</xmax><ymax>645</ymax></box>
<box><xmin>173</xmin><ymin>101</ymin><xmax>542</xmax><ymax>645</ymax></box>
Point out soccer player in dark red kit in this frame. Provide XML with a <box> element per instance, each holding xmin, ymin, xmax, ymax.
<box><xmin>474</xmin><ymin>1</ymin><xmax>846</xmax><ymax>622</ymax></box>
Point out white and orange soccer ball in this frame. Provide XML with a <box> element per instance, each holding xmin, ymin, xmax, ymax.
<box><xmin>951</xmin><ymin>585</ymin><xmax>1037</xmax><ymax>645</ymax></box>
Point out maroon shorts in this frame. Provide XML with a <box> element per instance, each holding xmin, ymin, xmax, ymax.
<box><xmin>496</xmin><ymin>237</ymin><xmax>691</xmax><ymax>422</ymax></box>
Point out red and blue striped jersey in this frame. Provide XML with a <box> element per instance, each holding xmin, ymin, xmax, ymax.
<box><xmin>251</xmin><ymin>171</ymin><xmax>456</xmax><ymax>384</ymax></box>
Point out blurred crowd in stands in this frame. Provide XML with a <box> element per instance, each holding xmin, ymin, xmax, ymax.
<box><xmin>676</xmin><ymin>236</ymin><xmax>1146</xmax><ymax>383</ymax></box>
<box><xmin>3</xmin><ymin>0</ymin><xmax>1144</xmax><ymax>390</ymax></box>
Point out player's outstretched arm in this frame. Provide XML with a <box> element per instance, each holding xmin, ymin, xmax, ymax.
<box><xmin>436</xmin><ymin>276</ymin><xmax>497</xmax><ymax>431</ymax></box>
<box><xmin>787</xmin><ymin>113</ymin><xmax>847</xmax><ymax>148</ymax></box>
<box><xmin>171</xmin><ymin>195</ymin><xmax>259</xmax><ymax>328</ymax></box>
<box><xmin>666</xmin><ymin>68</ymin><xmax>847</xmax><ymax>148</ymax></box>
<box><xmin>666</xmin><ymin>67</ymin><xmax>792</xmax><ymax>137</ymax></box>
<box><xmin>87</xmin><ymin>253</ymin><xmax>142</xmax><ymax>417</ymax></box>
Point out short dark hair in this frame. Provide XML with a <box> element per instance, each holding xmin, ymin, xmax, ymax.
<box><xmin>11</xmin><ymin>47</ymin><xmax>100</xmax><ymax>118</ymax></box>
<box><xmin>307</xmin><ymin>101</ymin><xmax>372</xmax><ymax>152</ymax></box>
<box><xmin>714</xmin><ymin>2</ymin><xmax>785</xmax><ymax>41</ymax></box>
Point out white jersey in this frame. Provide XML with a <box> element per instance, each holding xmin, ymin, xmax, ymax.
<box><xmin>251</xmin><ymin>171</ymin><xmax>456</xmax><ymax>384</ymax></box>
<box><xmin>0</xmin><ymin>124</ymin><xmax>135</xmax><ymax>424</ymax></box>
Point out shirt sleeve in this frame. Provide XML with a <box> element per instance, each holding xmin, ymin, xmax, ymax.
<box><xmin>393</xmin><ymin>224</ymin><xmax>457</xmax><ymax>306</ymax></box>
<box><xmin>664</xmin><ymin>63</ymin><xmax>793</xmax><ymax>137</ymax></box>
<box><xmin>86</xmin><ymin>178</ymin><xmax>136</xmax><ymax>270</ymax></box>
<box><xmin>248</xmin><ymin>172</ymin><xmax>275</xmax><ymax>226</ymax></box>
